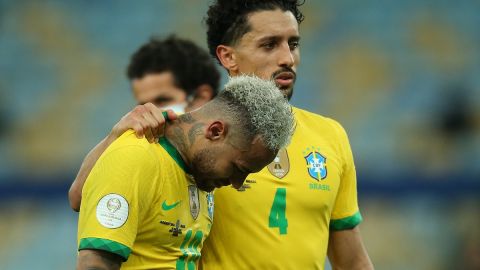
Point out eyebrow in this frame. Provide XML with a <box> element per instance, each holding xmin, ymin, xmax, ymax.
<box><xmin>256</xmin><ymin>35</ymin><xmax>300</xmax><ymax>44</ymax></box>
<box><xmin>257</xmin><ymin>35</ymin><xmax>280</xmax><ymax>44</ymax></box>
<box><xmin>290</xmin><ymin>36</ymin><xmax>301</xmax><ymax>42</ymax></box>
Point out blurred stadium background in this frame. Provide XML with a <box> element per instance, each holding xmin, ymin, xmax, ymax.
<box><xmin>0</xmin><ymin>0</ymin><xmax>479</xmax><ymax>269</ymax></box>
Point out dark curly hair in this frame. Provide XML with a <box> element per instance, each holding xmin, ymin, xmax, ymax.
<box><xmin>127</xmin><ymin>35</ymin><xmax>220</xmax><ymax>96</ymax></box>
<box><xmin>205</xmin><ymin>0</ymin><xmax>305</xmax><ymax>61</ymax></box>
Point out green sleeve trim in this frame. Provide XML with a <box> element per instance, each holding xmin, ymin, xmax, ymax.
<box><xmin>79</xmin><ymin>237</ymin><xmax>131</xmax><ymax>261</ymax></box>
<box><xmin>330</xmin><ymin>211</ymin><xmax>363</xmax><ymax>231</ymax></box>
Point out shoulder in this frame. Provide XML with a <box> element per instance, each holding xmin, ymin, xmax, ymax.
<box><xmin>92</xmin><ymin>131</ymin><xmax>163</xmax><ymax>176</ymax></box>
<box><xmin>109</xmin><ymin>130</ymin><xmax>152</xmax><ymax>149</ymax></box>
<box><xmin>104</xmin><ymin>130</ymin><xmax>161</xmax><ymax>159</ymax></box>
<box><xmin>292</xmin><ymin>106</ymin><xmax>349</xmax><ymax>138</ymax></box>
<box><xmin>84</xmin><ymin>132</ymin><xmax>163</xmax><ymax>193</ymax></box>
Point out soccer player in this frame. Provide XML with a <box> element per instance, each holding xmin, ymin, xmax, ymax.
<box><xmin>76</xmin><ymin>75</ymin><xmax>295</xmax><ymax>269</ymax></box>
<box><xmin>127</xmin><ymin>36</ymin><xmax>220</xmax><ymax>113</ymax></box>
<box><xmin>68</xmin><ymin>36</ymin><xmax>220</xmax><ymax>212</ymax></box>
<box><xmin>199</xmin><ymin>1</ymin><xmax>374</xmax><ymax>269</ymax></box>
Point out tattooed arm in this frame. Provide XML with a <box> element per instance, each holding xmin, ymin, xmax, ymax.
<box><xmin>77</xmin><ymin>250</ymin><xmax>122</xmax><ymax>270</ymax></box>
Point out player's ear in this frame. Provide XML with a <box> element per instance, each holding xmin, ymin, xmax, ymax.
<box><xmin>216</xmin><ymin>45</ymin><xmax>238</xmax><ymax>74</ymax></box>
<box><xmin>205</xmin><ymin>121</ymin><xmax>227</xmax><ymax>141</ymax></box>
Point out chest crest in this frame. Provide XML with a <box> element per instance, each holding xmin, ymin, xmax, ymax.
<box><xmin>303</xmin><ymin>146</ymin><xmax>327</xmax><ymax>181</ymax></box>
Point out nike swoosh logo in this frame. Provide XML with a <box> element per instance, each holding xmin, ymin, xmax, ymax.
<box><xmin>162</xmin><ymin>200</ymin><xmax>181</xmax><ymax>211</ymax></box>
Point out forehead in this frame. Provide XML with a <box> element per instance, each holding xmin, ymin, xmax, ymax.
<box><xmin>241</xmin><ymin>9</ymin><xmax>299</xmax><ymax>43</ymax></box>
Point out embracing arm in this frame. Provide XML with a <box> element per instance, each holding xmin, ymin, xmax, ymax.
<box><xmin>68</xmin><ymin>134</ymin><xmax>116</xmax><ymax>211</ymax></box>
<box><xmin>77</xmin><ymin>249</ymin><xmax>122</xmax><ymax>270</ymax></box>
<box><xmin>68</xmin><ymin>104</ymin><xmax>176</xmax><ymax>211</ymax></box>
<box><xmin>327</xmin><ymin>226</ymin><xmax>373</xmax><ymax>270</ymax></box>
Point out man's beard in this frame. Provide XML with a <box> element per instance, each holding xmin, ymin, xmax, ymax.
<box><xmin>272</xmin><ymin>67</ymin><xmax>296</xmax><ymax>101</ymax></box>
<box><xmin>190</xmin><ymin>147</ymin><xmax>218</xmax><ymax>192</ymax></box>
<box><xmin>279</xmin><ymin>84</ymin><xmax>294</xmax><ymax>101</ymax></box>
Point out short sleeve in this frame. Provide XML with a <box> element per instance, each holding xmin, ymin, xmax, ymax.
<box><xmin>77</xmin><ymin>145</ymin><xmax>159</xmax><ymax>261</ymax></box>
<box><xmin>329</xmin><ymin>121</ymin><xmax>363</xmax><ymax>230</ymax></box>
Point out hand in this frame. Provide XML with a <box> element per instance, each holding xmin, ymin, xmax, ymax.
<box><xmin>110</xmin><ymin>103</ymin><xmax>178</xmax><ymax>143</ymax></box>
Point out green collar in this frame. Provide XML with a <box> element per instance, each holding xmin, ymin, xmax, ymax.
<box><xmin>159</xmin><ymin>137</ymin><xmax>190</xmax><ymax>173</ymax></box>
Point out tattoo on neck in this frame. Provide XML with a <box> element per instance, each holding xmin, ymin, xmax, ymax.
<box><xmin>172</xmin><ymin>126</ymin><xmax>188</xmax><ymax>154</ymax></box>
<box><xmin>188</xmin><ymin>123</ymin><xmax>205</xmax><ymax>147</ymax></box>
<box><xmin>178</xmin><ymin>114</ymin><xmax>195</xmax><ymax>124</ymax></box>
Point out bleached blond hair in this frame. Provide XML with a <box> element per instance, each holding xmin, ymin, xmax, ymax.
<box><xmin>206</xmin><ymin>75</ymin><xmax>295</xmax><ymax>150</ymax></box>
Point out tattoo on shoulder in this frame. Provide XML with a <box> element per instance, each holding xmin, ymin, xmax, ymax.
<box><xmin>188</xmin><ymin>123</ymin><xmax>205</xmax><ymax>146</ymax></box>
<box><xmin>179</xmin><ymin>114</ymin><xmax>195</xmax><ymax>124</ymax></box>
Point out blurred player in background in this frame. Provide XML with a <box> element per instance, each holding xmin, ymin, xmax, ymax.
<box><xmin>68</xmin><ymin>36</ymin><xmax>220</xmax><ymax>211</ymax></box>
<box><xmin>199</xmin><ymin>1</ymin><xmax>374</xmax><ymax>269</ymax></box>
<box><xmin>76</xmin><ymin>75</ymin><xmax>295</xmax><ymax>269</ymax></box>
<box><xmin>128</xmin><ymin>36</ymin><xmax>219</xmax><ymax>114</ymax></box>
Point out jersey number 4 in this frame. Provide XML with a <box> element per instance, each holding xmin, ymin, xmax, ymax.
<box><xmin>268</xmin><ymin>188</ymin><xmax>288</xmax><ymax>235</ymax></box>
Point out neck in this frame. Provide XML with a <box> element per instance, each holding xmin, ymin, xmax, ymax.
<box><xmin>164</xmin><ymin>113</ymin><xmax>203</xmax><ymax>172</ymax></box>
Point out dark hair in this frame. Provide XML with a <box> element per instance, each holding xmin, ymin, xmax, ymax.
<box><xmin>127</xmin><ymin>35</ymin><xmax>220</xmax><ymax>96</ymax></box>
<box><xmin>205</xmin><ymin>0</ymin><xmax>305</xmax><ymax>61</ymax></box>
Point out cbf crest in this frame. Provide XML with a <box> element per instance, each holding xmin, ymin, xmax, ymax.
<box><xmin>303</xmin><ymin>146</ymin><xmax>327</xmax><ymax>181</ymax></box>
<box><xmin>188</xmin><ymin>185</ymin><xmax>200</xmax><ymax>220</ymax></box>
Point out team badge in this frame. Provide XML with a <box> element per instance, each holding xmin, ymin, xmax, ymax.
<box><xmin>188</xmin><ymin>185</ymin><xmax>200</xmax><ymax>220</ymax></box>
<box><xmin>303</xmin><ymin>147</ymin><xmax>327</xmax><ymax>181</ymax></box>
<box><xmin>96</xmin><ymin>193</ymin><xmax>129</xmax><ymax>229</ymax></box>
<box><xmin>206</xmin><ymin>193</ymin><xmax>214</xmax><ymax>220</ymax></box>
<box><xmin>267</xmin><ymin>148</ymin><xmax>290</xmax><ymax>179</ymax></box>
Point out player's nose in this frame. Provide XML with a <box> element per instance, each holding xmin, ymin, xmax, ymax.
<box><xmin>277</xmin><ymin>43</ymin><xmax>294</xmax><ymax>67</ymax></box>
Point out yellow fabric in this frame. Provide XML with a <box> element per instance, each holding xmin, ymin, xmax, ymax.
<box><xmin>200</xmin><ymin>107</ymin><xmax>360</xmax><ymax>270</ymax></box>
<box><xmin>78</xmin><ymin>131</ymin><xmax>212</xmax><ymax>269</ymax></box>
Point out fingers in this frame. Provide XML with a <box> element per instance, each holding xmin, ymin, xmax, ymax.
<box><xmin>142</xmin><ymin>112</ymin><xmax>159</xmax><ymax>142</ymax></box>
<box><xmin>116</xmin><ymin>103</ymin><xmax>174</xmax><ymax>143</ymax></box>
<box><xmin>131</xmin><ymin>121</ymin><xmax>146</xmax><ymax>139</ymax></box>
<box><xmin>143</xmin><ymin>103</ymin><xmax>169</xmax><ymax>137</ymax></box>
<box><xmin>143</xmin><ymin>103</ymin><xmax>167</xmax><ymax>122</ymax></box>
<box><xmin>120</xmin><ymin>105</ymin><xmax>149</xmax><ymax>140</ymax></box>
<box><xmin>143</xmin><ymin>125</ymin><xmax>155</xmax><ymax>143</ymax></box>
<box><xmin>165</xmin><ymin>109</ymin><xmax>178</xmax><ymax>121</ymax></box>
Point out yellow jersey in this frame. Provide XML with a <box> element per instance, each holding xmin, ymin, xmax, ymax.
<box><xmin>78</xmin><ymin>131</ymin><xmax>213</xmax><ymax>270</ymax></box>
<box><xmin>200</xmin><ymin>107</ymin><xmax>362</xmax><ymax>270</ymax></box>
